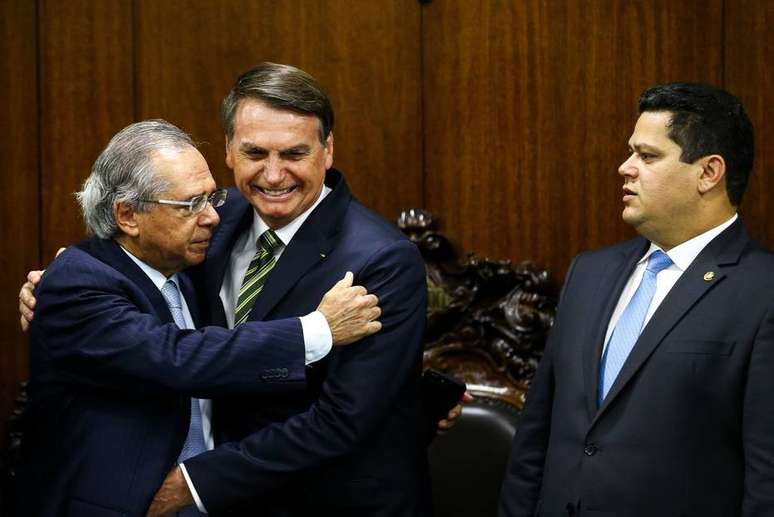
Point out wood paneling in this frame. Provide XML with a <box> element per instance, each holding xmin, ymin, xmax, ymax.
<box><xmin>725</xmin><ymin>0</ymin><xmax>774</xmax><ymax>248</ymax></box>
<box><xmin>135</xmin><ymin>0</ymin><xmax>423</xmax><ymax>219</ymax></box>
<box><xmin>422</xmin><ymin>0</ymin><xmax>723</xmax><ymax>285</ymax></box>
<box><xmin>38</xmin><ymin>0</ymin><xmax>134</xmax><ymax>259</ymax></box>
<box><xmin>0</xmin><ymin>0</ymin><xmax>39</xmax><ymax>441</ymax></box>
<box><xmin>2</xmin><ymin>0</ymin><xmax>773</xmax><ymax>440</ymax></box>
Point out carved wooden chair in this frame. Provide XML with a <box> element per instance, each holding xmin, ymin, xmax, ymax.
<box><xmin>398</xmin><ymin>209</ymin><xmax>556</xmax><ymax>517</ymax></box>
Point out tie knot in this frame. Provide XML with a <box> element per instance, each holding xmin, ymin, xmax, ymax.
<box><xmin>161</xmin><ymin>279</ymin><xmax>182</xmax><ymax>310</ymax></box>
<box><xmin>646</xmin><ymin>250</ymin><xmax>673</xmax><ymax>274</ymax></box>
<box><xmin>258</xmin><ymin>229</ymin><xmax>282</xmax><ymax>254</ymax></box>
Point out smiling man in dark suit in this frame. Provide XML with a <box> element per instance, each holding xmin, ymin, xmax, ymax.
<box><xmin>499</xmin><ymin>83</ymin><xmax>774</xmax><ymax>517</ymax></box>
<box><xmin>146</xmin><ymin>63</ymin><xmax>431</xmax><ymax>516</ymax></box>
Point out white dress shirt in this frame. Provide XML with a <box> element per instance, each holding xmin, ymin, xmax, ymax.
<box><xmin>602</xmin><ymin>214</ymin><xmax>738</xmax><ymax>351</ymax></box>
<box><xmin>218</xmin><ymin>185</ymin><xmax>334</xmax><ymax>362</ymax></box>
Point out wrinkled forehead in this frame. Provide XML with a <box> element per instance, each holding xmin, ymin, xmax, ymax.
<box><xmin>231</xmin><ymin>98</ymin><xmax>324</xmax><ymax>141</ymax></box>
<box><xmin>151</xmin><ymin>145</ymin><xmax>214</xmax><ymax>194</ymax></box>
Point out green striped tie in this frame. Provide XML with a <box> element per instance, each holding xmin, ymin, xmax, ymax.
<box><xmin>234</xmin><ymin>229</ymin><xmax>282</xmax><ymax>325</ymax></box>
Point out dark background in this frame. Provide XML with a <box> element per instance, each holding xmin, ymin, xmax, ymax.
<box><xmin>1</xmin><ymin>0</ymin><xmax>771</xmax><ymax>438</ymax></box>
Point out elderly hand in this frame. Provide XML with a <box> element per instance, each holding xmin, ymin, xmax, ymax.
<box><xmin>317</xmin><ymin>272</ymin><xmax>382</xmax><ymax>346</ymax></box>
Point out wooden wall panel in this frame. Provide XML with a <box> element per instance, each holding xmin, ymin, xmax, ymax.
<box><xmin>0</xmin><ymin>0</ymin><xmax>39</xmax><ymax>441</ymax></box>
<box><xmin>135</xmin><ymin>0</ymin><xmax>423</xmax><ymax>220</ymax></box>
<box><xmin>38</xmin><ymin>0</ymin><xmax>134</xmax><ymax>260</ymax></box>
<box><xmin>725</xmin><ymin>0</ymin><xmax>774</xmax><ymax>248</ymax></box>
<box><xmin>422</xmin><ymin>0</ymin><xmax>723</xmax><ymax>286</ymax></box>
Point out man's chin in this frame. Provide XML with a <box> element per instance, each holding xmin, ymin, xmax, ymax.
<box><xmin>621</xmin><ymin>208</ymin><xmax>642</xmax><ymax>227</ymax></box>
<box><xmin>184</xmin><ymin>251</ymin><xmax>207</xmax><ymax>267</ymax></box>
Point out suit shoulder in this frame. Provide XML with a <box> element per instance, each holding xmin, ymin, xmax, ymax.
<box><xmin>570</xmin><ymin>237</ymin><xmax>645</xmax><ymax>270</ymax></box>
<box><xmin>739</xmin><ymin>240</ymin><xmax>774</xmax><ymax>288</ymax></box>
<box><xmin>344</xmin><ymin>199</ymin><xmax>412</xmax><ymax>247</ymax></box>
<box><xmin>39</xmin><ymin>245</ymin><xmax>122</xmax><ymax>290</ymax></box>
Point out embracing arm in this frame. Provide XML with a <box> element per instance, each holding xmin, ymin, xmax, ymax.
<box><xmin>180</xmin><ymin>239</ymin><xmax>426</xmax><ymax>513</ymax></box>
<box><xmin>30</xmin><ymin>250</ymin><xmax>306</xmax><ymax>398</ymax></box>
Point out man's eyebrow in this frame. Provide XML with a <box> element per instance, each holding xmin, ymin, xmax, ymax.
<box><xmin>280</xmin><ymin>145</ymin><xmax>312</xmax><ymax>154</ymax></box>
<box><xmin>629</xmin><ymin>142</ymin><xmax>660</xmax><ymax>153</ymax></box>
<box><xmin>238</xmin><ymin>143</ymin><xmax>266</xmax><ymax>153</ymax></box>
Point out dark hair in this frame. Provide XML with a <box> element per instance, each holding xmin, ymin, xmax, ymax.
<box><xmin>638</xmin><ymin>82</ymin><xmax>754</xmax><ymax>206</ymax></box>
<box><xmin>221</xmin><ymin>62</ymin><xmax>334</xmax><ymax>144</ymax></box>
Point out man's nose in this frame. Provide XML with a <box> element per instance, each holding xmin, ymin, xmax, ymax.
<box><xmin>618</xmin><ymin>153</ymin><xmax>638</xmax><ymax>177</ymax></box>
<box><xmin>199</xmin><ymin>202</ymin><xmax>220</xmax><ymax>227</ymax></box>
<box><xmin>263</xmin><ymin>155</ymin><xmax>284</xmax><ymax>184</ymax></box>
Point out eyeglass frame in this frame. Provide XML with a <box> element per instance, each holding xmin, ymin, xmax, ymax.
<box><xmin>141</xmin><ymin>188</ymin><xmax>228</xmax><ymax>215</ymax></box>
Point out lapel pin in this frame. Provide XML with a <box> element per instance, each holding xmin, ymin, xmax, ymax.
<box><xmin>703</xmin><ymin>271</ymin><xmax>715</xmax><ymax>282</ymax></box>
<box><xmin>320</xmin><ymin>253</ymin><xmax>326</xmax><ymax>259</ymax></box>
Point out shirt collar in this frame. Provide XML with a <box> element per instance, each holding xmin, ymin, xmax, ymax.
<box><xmin>248</xmin><ymin>184</ymin><xmax>332</xmax><ymax>249</ymax></box>
<box><xmin>640</xmin><ymin>213</ymin><xmax>738</xmax><ymax>271</ymax></box>
<box><xmin>121</xmin><ymin>246</ymin><xmax>180</xmax><ymax>290</ymax></box>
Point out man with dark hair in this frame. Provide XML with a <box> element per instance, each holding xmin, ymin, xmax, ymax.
<box><xmin>147</xmin><ymin>62</ymin><xmax>433</xmax><ymax>516</ymax></box>
<box><xmin>499</xmin><ymin>83</ymin><xmax>774</xmax><ymax>516</ymax></box>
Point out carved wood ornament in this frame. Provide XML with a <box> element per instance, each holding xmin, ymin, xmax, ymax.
<box><xmin>398</xmin><ymin>209</ymin><xmax>556</xmax><ymax>409</ymax></box>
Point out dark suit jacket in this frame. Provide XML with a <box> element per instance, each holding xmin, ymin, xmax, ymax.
<box><xmin>500</xmin><ymin>220</ymin><xmax>774</xmax><ymax>517</ymax></box>
<box><xmin>183</xmin><ymin>169</ymin><xmax>429</xmax><ymax>516</ymax></box>
<box><xmin>18</xmin><ymin>237</ymin><xmax>307</xmax><ymax>516</ymax></box>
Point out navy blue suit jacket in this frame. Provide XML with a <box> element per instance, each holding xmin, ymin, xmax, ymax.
<box><xmin>183</xmin><ymin>170</ymin><xmax>429</xmax><ymax>516</ymax></box>
<box><xmin>18</xmin><ymin>237</ymin><xmax>307</xmax><ymax>516</ymax></box>
<box><xmin>500</xmin><ymin>221</ymin><xmax>774</xmax><ymax>517</ymax></box>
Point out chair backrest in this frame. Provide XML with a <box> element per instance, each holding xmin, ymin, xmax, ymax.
<box><xmin>398</xmin><ymin>208</ymin><xmax>556</xmax><ymax>517</ymax></box>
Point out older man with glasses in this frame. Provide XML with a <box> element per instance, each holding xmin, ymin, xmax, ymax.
<box><xmin>15</xmin><ymin>119</ymin><xmax>381</xmax><ymax>517</ymax></box>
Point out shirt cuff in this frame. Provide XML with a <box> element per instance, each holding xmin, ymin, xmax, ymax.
<box><xmin>179</xmin><ymin>462</ymin><xmax>208</xmax><ymax>514</ymax></box>
<box><xmin>300</xmin><ymin>310</ymin><xmax>333</xmax><ymax>364</ymax></box>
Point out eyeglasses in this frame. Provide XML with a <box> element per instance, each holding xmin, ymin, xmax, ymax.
<box><xmin>143</xmin><ymin>188</ymin><xmax>228</xmax><ymax>215</ymax></box>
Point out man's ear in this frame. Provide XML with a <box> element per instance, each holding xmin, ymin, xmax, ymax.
<box><xmin>324</xmin><ymin>133</ymin><xmax>334</xmax><ymax>170</ymax></box>
<box><xmin>697</xmin><ymin>154</ymin><xmax>726</xmax><ymax>195</ymax></box>
<box><xmin>115</xmin><ymin>202</ymin><xmax>140</xmax><ymax>237</ymax></box>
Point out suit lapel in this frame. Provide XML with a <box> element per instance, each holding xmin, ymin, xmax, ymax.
<box><xmin>582</xmin><ymin>239</ymin><xmax>647</xmax><ymax>419</ymax></box>
<box><xmin>248</xmin><ymin>169</ymin><xmax>350</xmax><ymax>322</ymax></box>
<box><xmin>74</xmin><ymin>237</ymin><xmax>175</xmax><ymax>324</ymax></box>
<box><xmin>593</xmin><ymin>220</ymin><xmax>748</xmax><ymax>421</ymax></box>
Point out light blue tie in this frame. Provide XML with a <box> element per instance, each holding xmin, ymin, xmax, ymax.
<box><xmin>161</xmin><ymin>280</ymin><xmax>206</xmax><ymax>516</ymax></box>
<box><xmin>599</xmin><ymin>250</ymin><xmax>673</xmax><ymax>403</ymax></box>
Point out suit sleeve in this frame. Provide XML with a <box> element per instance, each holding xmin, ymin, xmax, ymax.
<box><xmin>183</xmin><ymin>239</ymin><xmax>426</xmax><ymax>513</ymax></box>
<box><xmin>499</xmin><ymin>256</ymin><xmax>578</xmax><ymax>517</ymax></box>
<box><xmin>742</xmin><ymin>304</ymin><xmax>774</xmax><ymax>515</ymax></box>
<box><xmin>29</xmin><ymin>252</ymin><xmax>306</xmax><ymax>398</ymax></box>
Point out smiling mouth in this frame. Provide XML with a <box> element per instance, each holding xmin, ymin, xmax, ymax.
<box><xmin>255</xmin><ymin>185</ymin><xmax>297</xmax><ymax>197</ymax></box>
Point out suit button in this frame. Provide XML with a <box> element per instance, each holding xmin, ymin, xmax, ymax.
<box><xmin>584</xmin><ymin>443</ymin><xmax>598</xmax><ymax>456</ymax></box>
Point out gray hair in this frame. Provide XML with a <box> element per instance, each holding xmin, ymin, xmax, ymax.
<box><xmin>221</xmin><ymin>62</ymin><xmax>334</xmax><ymax>144</ymax></box>
<box><xmin>76</xmin><ymin>119</ymin><xmax>195</xmax><ymax>238</ymax></box>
